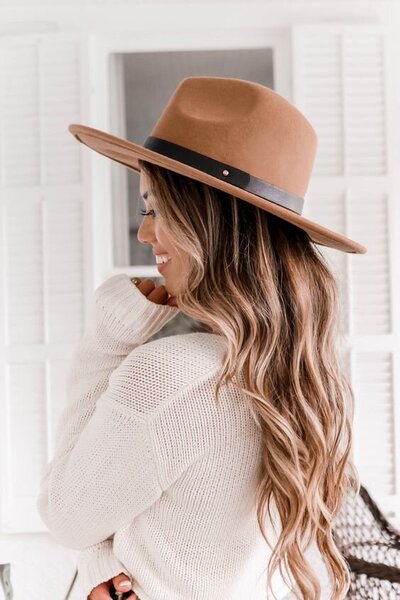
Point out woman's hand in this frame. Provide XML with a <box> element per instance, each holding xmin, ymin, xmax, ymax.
<box><xmin>88</xmin><ymin>572</ymin><xmax>138</xmax><ymax>599</ymax></box>
<box><xmin>131</xmin><ymin>277</ymin><xmax>178</xmax><ymax>307</ymax></box>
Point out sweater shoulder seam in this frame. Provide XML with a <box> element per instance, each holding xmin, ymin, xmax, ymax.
<box><xmin>146</xmin><ymin>362</ymin><xmax>224</xmax><ymax>491</ymax></box>
<box><xmin>146</xmin><ymin>361</ymin><xmax>224</xmax><ymax>425</ymax></box>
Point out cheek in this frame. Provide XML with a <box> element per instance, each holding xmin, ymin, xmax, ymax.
<box><xmin>166</xmin><ymin>253</ymin><xmax>186</xmax><ymax>279</ymax></box>
<box><xmin>174</xmin><ymin>254</ymin><xmax>190</xmax><ymax>278</ymax></box>
<box><xmin>156</xmin><ymin>226</ymin><xmax>188</xmax><ymax>271</ymax></box>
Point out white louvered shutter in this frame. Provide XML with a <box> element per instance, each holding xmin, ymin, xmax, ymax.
<box><xmin>292</xmin><ymin>24</ymin><xmax>399</xmax><ymax>526</ymax></box>
<box><xmin>0</xmin><ymin>33</ymin><xmax>87</xmax><ymax>532</ymax></box>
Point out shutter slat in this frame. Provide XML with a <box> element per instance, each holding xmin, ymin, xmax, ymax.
<box><xmin>8</xmin><ymin>363</ymin><xmax>47</xmax><ymax>496</ymax></box>
<box><xmin>6</xmin><ymin>199</ymin><xmax>45</xmax><ymax>345</ymax></box>
<box><xmin>46</xmin><ymin>197</ymin><xmax>84</xmax><ymax>343</ymax></box>
<box><xmin>3</xmin><ymin>44</ymin><xmax>40</xmax><ymax>186</ymax></box>
<box><xmin>353</xmin><ymin>353</ymin><xmax>395</xmax><ymax>496</ymax></box>
<box><xmin>350</xmin><ymin>192</ymin><xmax>391</xmax><ymax>335</ymax></box>
<box><xmin>41</xmin><ymin>41</ymin><xmax>81</xmax><ymax>184</ymax></box>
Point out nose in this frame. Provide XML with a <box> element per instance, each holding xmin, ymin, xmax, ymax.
<box><xmin>137</xmin><ymin>217</ymin><xmax>156</xmax><ymax>246</ymax></box>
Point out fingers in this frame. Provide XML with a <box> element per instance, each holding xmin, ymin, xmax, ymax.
<box><xmin>87</xmin><ymin>572</ymin><xmax>140</xmax><ymax>600</ymax></box>
<box><xmin>166</xmin><ymin>295</ymin><xmax>178</xmax><ymax>306</ymax></box>
<box><xmin>131</xmin><ymin>278</ymin><xmax>155</xmax><ymax>296</ymax></box>
<box><xmin>131</xmin><ymin>277</ymin><xmax>172</xmax><ymax>306</ymax></box>
<box><xmin>87</xmin><ymin>580</ymin><xmax>110</xmax><ymax>599</ymax></box>
<box><xmin>147</xmin><ymin>285</ymin><xmax>170</xmax><ymax>304</ymax></box>
<box><xmin>112</xmin><ymin>573</ymin><xmax>140</xmax><ymax>599</ymax></box>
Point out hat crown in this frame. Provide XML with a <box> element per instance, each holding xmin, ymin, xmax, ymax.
<box><xmin>67</xmin><ymin>75</ymin><xmax>367</xmax><ymax>253</ymax></box>
<box><xmin>151</xmin><ymin>76</ymin><xmax>318</xmax><ymax>198</ymax></box>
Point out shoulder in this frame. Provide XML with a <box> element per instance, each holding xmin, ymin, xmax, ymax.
<box><xmin>145</xmin><ymin>331</ymin><xmax>227</xmax><ymax>362</ymax></box>
<box><xmin>137</xmin><ymin>331</ymin><xmax>227</xmax><ymax>379</ymax></box>
<box><xmin>106</xmin><ymin>332</ymin><xmax>227</xmax><ymax>416</ymax></box>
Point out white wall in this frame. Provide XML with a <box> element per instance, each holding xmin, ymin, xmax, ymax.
<box><xmin>0</xmin><ymin>2</ymin><xmax>399</xmax><ymax>599</ymax></box>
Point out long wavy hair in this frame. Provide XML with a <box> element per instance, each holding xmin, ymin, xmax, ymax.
<box><xmin>137</xmin><ymin>158</ymin><xmax>360</xmax><ymax>599</ymax></box>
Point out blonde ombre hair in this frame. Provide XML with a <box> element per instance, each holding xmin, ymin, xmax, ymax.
<box><xmin>138</xmin><ymin>158</ymin><xmax>359</xmax><ymax>599</ymax></box>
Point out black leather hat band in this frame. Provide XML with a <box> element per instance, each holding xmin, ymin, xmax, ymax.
<box><xmin>143</xmin><ymin>136</ymin><xmax>304</xmax><ymax>215</ymax></box>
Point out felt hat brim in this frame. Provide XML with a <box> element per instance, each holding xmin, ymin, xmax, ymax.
<box><xmin>69</xmin><ymin>123</ymin><xmax>367</xmax><ymax>255</ymax></box>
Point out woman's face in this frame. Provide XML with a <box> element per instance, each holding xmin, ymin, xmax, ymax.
<box><xmin>137</xmin><ymin>169</ymin><xmax>187</xmax><ymax>298</ymax></box>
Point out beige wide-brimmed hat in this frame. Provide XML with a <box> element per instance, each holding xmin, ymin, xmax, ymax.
<box><xmin>69</xmin><ymin>76</ymin><xmax>366</xmax><ymax>254</ymax></box>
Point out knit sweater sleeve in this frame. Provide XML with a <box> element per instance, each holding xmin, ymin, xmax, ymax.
<box><xmin>36</xmin><ymin>273</ymin><xmax>179</xmax><ymax>552</ymax></box>
<box><xmin>76</xmin><ymin>536</ymin><xmax>129</xmax><ymax>600</ymax></box>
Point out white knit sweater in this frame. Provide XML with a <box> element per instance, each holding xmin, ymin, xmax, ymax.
<box><xmin>37</xmin><ymin>273</ymin><xmax>333</xmax><ymax>600</ymax></box>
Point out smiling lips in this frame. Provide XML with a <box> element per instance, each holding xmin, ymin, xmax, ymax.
<box><xmin>156</xmin><ymin>256</ymin><xmax>171</xmax><ymax>272</ymax></box>
<box><xmin>155</xmin><ymin>254</ymin><xmax>171</xmax><ymax>264</ymax></box>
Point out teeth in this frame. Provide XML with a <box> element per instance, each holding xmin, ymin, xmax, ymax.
<box><xmin>156</xmin><ymin>255</ymin><xmax>171</xmax><ymax>264</ymax></box>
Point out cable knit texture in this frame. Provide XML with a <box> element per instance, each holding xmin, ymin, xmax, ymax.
<box><xmin>37</xmin><ymin>273</ymin><xmax>333</xmax><ymax>600</ymax></box>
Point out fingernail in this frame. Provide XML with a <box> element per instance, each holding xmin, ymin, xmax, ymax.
<box><xmin>119</xmin><ymin>580</ymin><xmax>131</xmax><ymax>587</ymax></box>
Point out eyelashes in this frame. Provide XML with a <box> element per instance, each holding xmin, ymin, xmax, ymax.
<box><xmin>139</xmin><ymin>209</ymin><xmax>156</xmax><ymax>218</ymax></box>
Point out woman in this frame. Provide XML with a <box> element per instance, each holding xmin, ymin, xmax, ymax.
<box><xmin>37</xmin><ymin>76</ymin><xmax>367</xmax><ymax>600</ymax></box>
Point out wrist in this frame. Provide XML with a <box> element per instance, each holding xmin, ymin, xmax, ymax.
<box><xmin>93</xmin><ymin>274</ymin><xmax>179</xmax><ymax>346</ymax></box>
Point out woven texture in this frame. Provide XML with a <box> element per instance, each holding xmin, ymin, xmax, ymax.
<box><xmin>37</xmin><ymin>273</ymin><xmax>333</xmax><ymax>600</ymax></box>
<box><xmin>333</xmin><ymin>485</ymin><xmax>400</xmax><ymax>599</ymax></box>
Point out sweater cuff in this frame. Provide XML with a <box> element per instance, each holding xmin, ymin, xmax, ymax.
<box><xmin>93</xmin><ymin>273</ymin><xmax>180</xmax><ymax>346</ymax></box>
<box><xmin>77</xmin><ymin>539</ymin><xmax>130</xmax><ymax>600</ymax></box>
